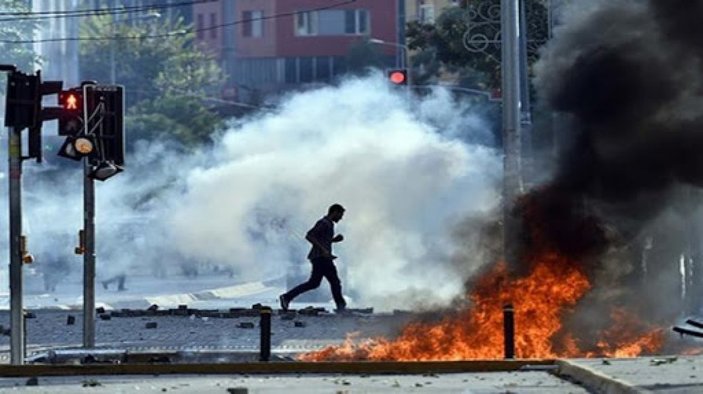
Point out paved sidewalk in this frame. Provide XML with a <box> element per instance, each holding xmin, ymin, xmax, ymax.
<box><xmin>557</xmin><ymin>356</ymin><xmax>703</xmax><ymax>393</ymax></box>
<box><xmin>0</xmin><ymin>371</ymin><xmax>588</xmax><ymax>393</ymax></box>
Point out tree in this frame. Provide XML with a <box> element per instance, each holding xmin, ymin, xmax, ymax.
<box><xmin>0</xmin><ymin>0</ymin><xmax>40</xmax><ymax>74</ymax></box>
<box><xmin>79</xmin><ymin>13</ymin><xmax>225</xmax><ymax>148</ymax></box>
<box><xmin>345</xmin><ymin>39</ymin><xmax>389</xmax><ymax>75</ymax></box>
<box><xmin>406</xmin><ymin>0</ymin><xmax>548</xmax><ymax>91</ymax></box>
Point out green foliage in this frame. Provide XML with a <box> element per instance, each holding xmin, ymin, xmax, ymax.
<box><xmin>79</xmin><ymin>13</ymin><xmax>225</xmax><ymax>148</ymax></box>
<box><xmin>0</xmin><ymin>0</ymin><xmax>40</xmax><ymax>72</ymax></box>
<box><xmin>126</xmin><ymin>95</ymin><xmax>222</xmax><ymax>147</ymax></box>
<box><xmin>345</xmin><ymin>40</ymin><xmax>388</xmax><ymax>75</ymax></box>
<box><xmin>407</xmin><ymin>0</ymin><xmax>548</xmax><ymax>91</ymax></box>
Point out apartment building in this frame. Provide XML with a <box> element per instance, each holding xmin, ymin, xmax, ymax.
<box><xmin>405</xmin><ymin>0</ymin><xmax>460</xmax><ymax>24</ymax></box>
<box><xmin>83</xmin><ymin>0</ymin><xmax>193</xmax><ymax>24</ymax></box>
<box><xmin>194</xmin><ymin>0</ymin><xmax>402</xmax><ymax>102</ymax></box>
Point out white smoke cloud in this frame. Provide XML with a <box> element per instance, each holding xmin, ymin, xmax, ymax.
<box><xmin>0</xmin><ymin>74</ymin><xmax>502</xmax><ymax>311</ymax></box>
<box><xmin>164</xmin><ymin>75</ymin><xmax>502</xmax><ymax>309</ymax></box>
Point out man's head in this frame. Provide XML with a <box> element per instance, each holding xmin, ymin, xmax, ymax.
<box><xmin>327</xmin><ymin>203</ymin><xmax>345</xmax><ymax>222</ymax></box>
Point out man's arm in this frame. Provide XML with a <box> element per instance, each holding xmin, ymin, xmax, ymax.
<box><xmin>305</xmin><ymin>232</ymin><xmax>336</xmax><ymax>258</ymax></box>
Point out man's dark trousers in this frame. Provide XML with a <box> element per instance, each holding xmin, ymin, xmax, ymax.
<box><xmin>284</xmin><ymin>257</ymin><xmax>346</xmax><ymax>309</ymax></box>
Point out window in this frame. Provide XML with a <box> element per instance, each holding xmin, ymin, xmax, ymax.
<box><xmin>299</xmin><ymin>57</ymin><xmax>313</xmax><ymax>83</ymax></box>
<box><xmin>242</xmin><ymin>10</ymin><xmax>263</xmax><ymax>37</ymax></box>
<box><xmin>196</xmin><ymin>14</ymin><xmax>204</xmax><ymax>39</ymax></box>
<box><xmin>419</xmin><ymin>3</ymin><xmax>435</xmax><ymax>23</ymax></box>
<box><xmin>296</xmin><ymin>10</ymin><xmax>368</xmax><ymax>36</ymax></box>
<box><xmin>210</xmin><ymin>13</ymin><xmax>217</xmax><ymax>38</ymax></box>
<box><xmin>283</xmin><ymin>56</ymin><xmax>335</xmax><ymax>83</ymax></box>
<box><xmin>295</xmin><ymin>11</ymin><xmax>318</xmax><ymax>36</ymax></box>
<box><xmin>344</xmin><ymin>10</ymin><xmax>369</xmax><ymax>35</ymax></box>
<box><xmin>285</xmin><ymin>58</ymin><xmax>297</xmax><ymax>83</ymax></box>
<box><xmin>318</xmin><ymin>10</ymin><xmax>345</xmax><ymax>35</ymax></box>
<box><xmin>316</xmin><ymin>57</ymin><xmax>331</xmax><ymax>81</ymax></box>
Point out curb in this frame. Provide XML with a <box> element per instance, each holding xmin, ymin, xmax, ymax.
<box><xmin>0</xmin><ymin>359</ymin><xmax>556</xmax><ymax>377</ymax></box>
<box><xmin>555</xmin><ymin>360</ymin><xmax>653</xmax><ymax>394</ymax></box>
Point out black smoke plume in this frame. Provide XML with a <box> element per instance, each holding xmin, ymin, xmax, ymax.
<box><xmin>526</xmin><ymin>0</ymin><xmax>703</xmax><ymax>323</ymax></box>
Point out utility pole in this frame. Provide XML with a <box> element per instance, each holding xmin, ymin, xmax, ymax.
<box><xmin>501</xmin><ymin>0</ymin><xmax>522</xmax><ymax>266</ymax></box>
<box><xmin>518</xmin><ymin>0</ymin><xmax>533</xmax><ymax>183</ymax></box>
<box><xmin>8</xmin><ymin>124</ymin><xmax>23</xmax><ymax>364</ymax></box>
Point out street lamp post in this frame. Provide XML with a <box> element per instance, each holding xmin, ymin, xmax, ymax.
<box><xmin>368</xmin><ymin>38</ymin><xmax>411</xmax><ymax>84</ymax></box>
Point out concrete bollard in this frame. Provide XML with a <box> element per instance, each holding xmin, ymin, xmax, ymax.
<box><xmin>259</xmin><ymin>306</ymin><xmax>272</xmax><ymax>362</ymax></box>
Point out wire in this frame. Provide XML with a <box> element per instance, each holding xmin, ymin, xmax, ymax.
<box><xmin>0</xmin><ymin>0</ymin><xmax>210</xmax><ymax>17</ymax></box>
<box><xmin>0</xmin><ymin>0</ymin><xmax>356</xmax><ymax>44</ymax></box>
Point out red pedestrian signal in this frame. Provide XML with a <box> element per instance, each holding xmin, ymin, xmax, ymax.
<box><xmin>59</xmin><ymin>90</ymin><xmax>82</xmax><ymax>112</ymax></box>
<box><xmin>65</xmin><ymin>94</ymin><xmax>78</xmax><ymax>110</ymax></box>
<box><xmin>388</xmin><ymin>69</ymin><xmax>408</xmax><ymax>85</ymax></box>
<box><xmin>58</xmin><ymin>89</ymin><xmax>84</xmax><ymax>136</ymax></box>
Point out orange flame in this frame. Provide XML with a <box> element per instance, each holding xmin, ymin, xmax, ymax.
<box><xmin>300</xmin><ymin>251</ymin><xmax>664</xmax><ymax>361</ymax></box>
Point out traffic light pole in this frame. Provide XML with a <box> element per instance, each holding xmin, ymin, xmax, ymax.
<box><xmin>82</xmin><ymin>151</ymin><xmax>97</xmax><ymax>348</ymax></box>
<box><xmin>8</xmin><ymin>126</ymin><xmax>24</xmax><ymax>365</ymax></box>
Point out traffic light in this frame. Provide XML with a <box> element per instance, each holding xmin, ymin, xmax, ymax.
<box><xmin>85</xmin><ymin>85</ymin><xmax>124</xmax><ymax>167</ymax></box>
<box><xmin>55</xmin><ymin>83</ymin><xmax>125</xmax><ymax>180</ymax></box>
<box><xmin>4</xmin><ymin>71</ymin><xmax>39</xmax><ymax>131</ymax></box>
<box><xmin>57</xmin><ymin>134</ymin><xmax>96</xmax><ymax>161</ymax></box>
<box><xmin>57</xmin><ymin>89</ymin><xmax>84</xmax><ymax>136</ymax></box>
<box><xmin>4</xmin><ymin>70</ymin><xmax>63</xmax><ymax>162</ymax></box>
<box><xmin>83</xmin><ymin>84</ymin><xmax>125</xmax><ymax>180</ymax></box>
<box><xmin>387</xmin><ymin>69</ymin><xmax>408</xmax><ymax>86</ymax></box>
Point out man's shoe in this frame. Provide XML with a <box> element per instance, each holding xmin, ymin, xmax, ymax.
<box><xmin>279</xmin><ymin>294</ymin><xmax>290</xmax><ymax>312</ymax></box>
<box><xmin>335</xmin><ymin>306</ymin><xmax>351</xmax><ymax>315</ymax></box>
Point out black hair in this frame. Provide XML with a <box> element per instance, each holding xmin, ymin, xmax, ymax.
<box><xmin>328</xmin><ymin>204</ymin><xmax>345</xmax><ymax>215</ymax></box>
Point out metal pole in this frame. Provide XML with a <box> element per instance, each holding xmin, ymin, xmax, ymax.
<box><xmin>83</xmin><ymin>159</ymin><xmax>96</xmax><ymax>348</ymax></box>
<box><xmin>8</xmin><ymin>126</ymin><xmax>24</xmax><ymax>365</ymax></box>
<box><xmin>501</xmin><ymin>0</ymin><xmax>522</xmax><ymax>267</ymax></box>
<box><xmin>518</xmin><ymin>0</ymin><xmax>532</xmax><ymax>184</ymax></box>
<box><xmin>402</xmin><ymin>45</ymin><xmax>412</xmax><ymax>87</ymax></box>
<box><xmin>259</xmin><ymin>307</ymin><xmax>271</xmax><ymax>362</ymax></box>
<box><xmin>110</xmin><ymin>13</ymin><xmax>117</xmax><ymax>85</ymax></box>
<box><xmin>503</xmin><ymin>304</ymin><xmax>515</xmax><ymax>359</ymax></box>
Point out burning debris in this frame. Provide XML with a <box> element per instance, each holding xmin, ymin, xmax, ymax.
<box><xmin>300</xmin><ymin>202</ymin><xmax>663</xmax><ymax>361</ymax></box>
<box><xmin>301</xmin><ymin>0</ymin><xmax>703</xmax><ymax>361</ymax></box>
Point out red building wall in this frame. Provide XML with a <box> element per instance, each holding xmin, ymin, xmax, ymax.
<box><xmin>274</xmin><ymin>0</ymin><xmax>398</xmax><ymax>58</ymax></box>
<box><xmin>235</xmin><ymin>0</ymin><xmax>278</xmax><ymax>58</ymax></box>
<box><xmin>195</xmin><ymin>0</ymin><xmax>399</xmax><ymax>59</ymax></box>
<box><xmin>193</xmin><ymin>0</ymin><xmax>222</xmax><ymax>54</ymax></box>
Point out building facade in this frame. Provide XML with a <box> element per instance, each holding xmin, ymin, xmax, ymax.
<box><xmin>84</xmin><ymin>0</ymin><xmax>193</xmax><ymax>25</ymax></box>
<box><xmin>405</xmin><ymin>0</ymin><xmax>460</xmax><ymax>24</ymax></box>
<box><xmin>194</xmin><ymin>0</ymin><xmax>402</xmax><ymax>102</ymax></box>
